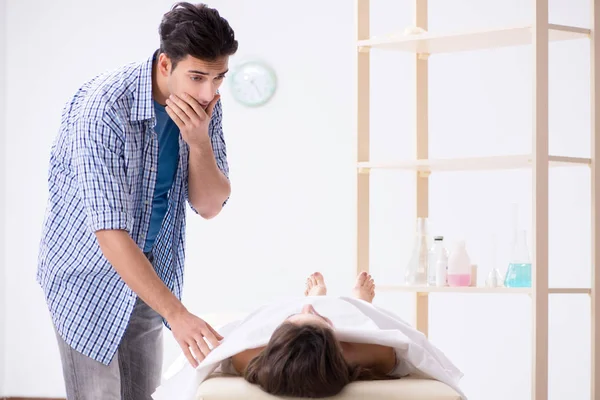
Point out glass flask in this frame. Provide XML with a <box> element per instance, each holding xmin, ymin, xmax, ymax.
<box><xmin>504</xmin><ymin>229</ymin><xmax>532</xmax><ymax>288</ymax></box>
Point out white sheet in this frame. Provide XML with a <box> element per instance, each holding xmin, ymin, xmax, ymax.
<box><xmin>152</xmin><ymin>296</ymin><xmax>467</xmax><ymax>400</ymax></box>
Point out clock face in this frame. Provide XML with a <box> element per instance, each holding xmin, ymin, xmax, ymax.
<box><xmin>229</xmin><ymin>61</ymin><xmax>277</xmax><ymax>107</ymax></box>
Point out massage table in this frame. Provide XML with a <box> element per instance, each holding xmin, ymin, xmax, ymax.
<box><xmin>195</xmin><ymin>373</ymin><xmax>462</xmax><ymax>400</ymax></box>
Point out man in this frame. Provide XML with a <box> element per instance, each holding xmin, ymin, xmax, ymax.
<box><xmin>36</xmin><ymin>2</ymin><xmax>238</xmax><ymax>399</ymax></box>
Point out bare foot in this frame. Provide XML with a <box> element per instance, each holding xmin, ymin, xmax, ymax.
<box><xmin>352</xmin><ymin>271</ymin><xmax>375</xmax><ymax>303</ymax></box>
<box><xmin>304</xmin><ymin>272</ymin><xmax>327</xmax><ymax>296</ymax></box>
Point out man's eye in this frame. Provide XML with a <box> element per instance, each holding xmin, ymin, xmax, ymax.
<box><xmin>191</xmin><ymin>76</ymin><xmax>202</xmax><ymax>81</ymax></box>
<box><xmin>216</xmin><ymin>75</ymin><xmax>225</xmax><ymax>81</ymax></box>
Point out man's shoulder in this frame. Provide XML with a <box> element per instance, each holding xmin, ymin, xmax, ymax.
<box><xmin>65</xmin><ymin>59</ymin><xmax>147</xmax><ymax>127</ymax></box>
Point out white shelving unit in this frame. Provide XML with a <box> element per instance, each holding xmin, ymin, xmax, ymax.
<box><xmin>357</xmin><ymin>154</ymin><xmax>592</xmax><ymax>173</ymax></box>
<box><xmin>377</xmin><ymin>285</ymin><xmax>592</xmax><ymax>295</ymax></box>
<box><xmin>358</xmin><ymin>24</ymin><xmax>589</xmax><ymax>54</ymax></box>
<box><xmin>354</xmin><ymin>1</ymin><xmax>600</xmax><ymax>399</ymax></box>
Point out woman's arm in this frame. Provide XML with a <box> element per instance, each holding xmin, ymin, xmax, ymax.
<box><xmin>341</xmin><ymin>342</ymin><xmax>397</xmax><ymax>375</ymax></box>
<box><xmin>231</xmin><ymin>347</ymin><xmax>266</xmax><ymax>374</ymax></box>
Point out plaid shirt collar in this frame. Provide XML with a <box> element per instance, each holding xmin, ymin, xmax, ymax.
<box><xmin>130</xmin><ymin>51</ymin><xmax>157</xmax><ymax>123</ymax></box>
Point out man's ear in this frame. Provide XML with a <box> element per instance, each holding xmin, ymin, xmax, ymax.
<box><xmin>158</xmin><ymin>53</ymin><xmax>172</xmax><ymax>76</ymax></box>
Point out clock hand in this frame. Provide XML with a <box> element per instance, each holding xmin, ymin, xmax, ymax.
<box><xmin>250</xmin><ymin>80</ymin><xmax>262</xmax><ymax>97</ymax></box>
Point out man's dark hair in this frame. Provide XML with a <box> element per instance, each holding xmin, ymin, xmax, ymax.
<box><xmin>244</xmin><ymin>322</ymin><xmax>387</xmax><ymax>398</ymax></box>
<box><xmin>159</xmin><ymin>2</ymin><xmax>238</xmax><ymax>70</ymax></box>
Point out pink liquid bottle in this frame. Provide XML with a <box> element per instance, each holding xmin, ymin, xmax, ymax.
<box><xmin>447</xmin><ymin>240</ymin><xmax>472</xmax><ymax>287</ymax></box>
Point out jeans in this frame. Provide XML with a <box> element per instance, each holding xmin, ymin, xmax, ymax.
<box><xmin>54</xmin><ymin>254</ymin><xmax>163</xmax><ymax>399</ymax></box>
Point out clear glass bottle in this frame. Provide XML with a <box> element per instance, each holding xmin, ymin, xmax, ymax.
<box><xmin>427</xmin><ymin>236</ymin><xmax>445</xmax><ymax>286</ymax></box>
<box><xmin>435</xmin><ymin>242</ymin><xmax>448</xmax><ymax>287</ymax></box>
<box><xmin>504</xmin><ymin>229</ymin><xmax>532</xmax><ymax>287</ymax></box>
<box><xmin>404</xmin><ymin>217</ymin><xmax>429</xmax><ymax>286</ymax></box>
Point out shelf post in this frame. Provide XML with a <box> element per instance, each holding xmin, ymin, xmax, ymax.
<box><xmin>415</xmin><ymin>0</ymin><xmax>428</xmax><ymax>221</ymax></box>
<box><xmin>532</xmin><ymin>0</ymin><xmax>550</xmax><ymax>399</ymax></box>
<box><xmin>356</xmin><ymin>0</ymin><xmax>370</xmax><ymax>275</ymax></box>
<box><xmin>591</xmin><ymin>0</ymin><xmax>600</xmax><ymax>398</ymax></box>
<box><xmin>414</xmin><ymin>0</ymin><xmax>429</xmax><ymax>338</ymax></box>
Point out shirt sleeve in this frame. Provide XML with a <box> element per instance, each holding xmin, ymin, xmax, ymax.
<box><xmin>73</xmin><ymin>117</ymin><xmax>133</xmax><ymax>233</ymax></box>
<box><xmin>209</xmin><ymin>99</ymin><xmax>230</xmax><ymax>181</ymax></box>
<box><xmin>186</xmin><ymin>98</ymin><xmax>230</xmax><ymax>214</ymax></box>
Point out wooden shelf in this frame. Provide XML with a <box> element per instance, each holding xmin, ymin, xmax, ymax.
<box><xmin>357</xmin><ymin>24</ymin><xmax>590</xmax><ymax>54</ymax></box>
<box><xmin>357</xmin><ymin>154</ymin><xmax>591</xmax><ymax>173</ymax></box>
<box><xmin>354</xmin><ymin>1</ymin><xmax>600</xmax><ymax>398</ymax></box>
<box><xmin>378</xmin><ymin>285</ymin><xmax>591</xmax><ymax>295</ymax></box>
<box><xmin>379</xmin><ymin>285</ymin><xmax>530</xmax><ymax>293</ymax></box>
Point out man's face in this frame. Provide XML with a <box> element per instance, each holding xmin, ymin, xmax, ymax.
<box><xmin>160</xmin><ymin>54</ymin><xmax>229</xmax><ymax>110</ymax></box>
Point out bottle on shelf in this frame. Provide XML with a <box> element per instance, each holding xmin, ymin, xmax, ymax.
<box><xmin>404</xmin><ymin>217</ymin><xmax>429</xmax><ymax>286</ymax></box>
<box><xmin>504</xmin><ymin>229</ymin><xmax>532</xmax><ymax>287</ymax></box>
<box><xmin>427</xmin><ymin>236</ymin><xmax>445</xmax><ymax>286</ymax></box>
<box><xmin>447</xmin><ymin>240</ymin><xmax>472</xmax><ymax>287</ymax></box>
<box><xmin>435</xmin><ymin>242</ymin><xmax>448</xmax><ymax>287</ymax></box>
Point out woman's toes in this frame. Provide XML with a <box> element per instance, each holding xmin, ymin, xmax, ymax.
<box><xmin>314</xmin><ymin>272</ymin><xmax>325</xmax><ymax>286</ymax></box>
<box><xmin>304</xmin><ymin>276</ymin><xmax>313</xmax><ymax>296</ymax></box>
<box><xmin>356</xmin><ymin>271</ymin><xmax>368</xmax><ymax>287</ymax></box>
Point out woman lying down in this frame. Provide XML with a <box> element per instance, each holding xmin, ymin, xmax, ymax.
<box><xmin>152</xmin><ymin>272</ymin><xmax>467</xmax><ymax>400</ymax></box>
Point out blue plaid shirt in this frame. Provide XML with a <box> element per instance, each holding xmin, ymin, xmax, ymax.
<box><xmin>37</xmin><ymin>52</ymin><xmax>229</xmax><ymax>365</ymax></box>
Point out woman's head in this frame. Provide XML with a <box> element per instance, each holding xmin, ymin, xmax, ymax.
<box><xmin>286</xmin><ymin>304</ymin><xmax>334</xmax><ymax>329</ymax></box>
<box><xmin>244</xmin><ymin>321</ymin><xmax>357</xmax><ymax>398</ymax></box>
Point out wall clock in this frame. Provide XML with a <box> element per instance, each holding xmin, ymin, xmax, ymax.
<box><xmin>229</xmin><ymin>60</ymin><xmax>277</xmax><ymax>107</ymax></box>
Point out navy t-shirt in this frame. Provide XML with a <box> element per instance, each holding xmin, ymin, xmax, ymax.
<box><xmin>144</xmin><ymin>100</ymin><xmax>180</xmax><ymax>252</ymax></box>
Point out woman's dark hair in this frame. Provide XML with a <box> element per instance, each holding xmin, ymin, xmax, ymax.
<box><xmin>244</xmin><ymin>322</ymin><xmax>385</xmax><ymax>398</ymax></box>
<box><xmin>158</xmin><ymin>2</ymin><xmax>238</xmax><ymax>69</ymax></box>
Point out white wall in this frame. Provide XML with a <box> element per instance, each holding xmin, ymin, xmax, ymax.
<box><xmin>3</xmin><ymin>0</ymin><xmax>593</xmax><ymax>399</ymax></box>
<box><xmin>0</xmin><ymin>0</ymin><xmax>6</xmax><ymax>396</ymax></box>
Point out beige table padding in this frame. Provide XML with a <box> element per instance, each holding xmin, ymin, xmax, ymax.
<box><xmin>195</xmin><ymin>374</ymin><xmax>462</xmax><ymax>400</ymax></box>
